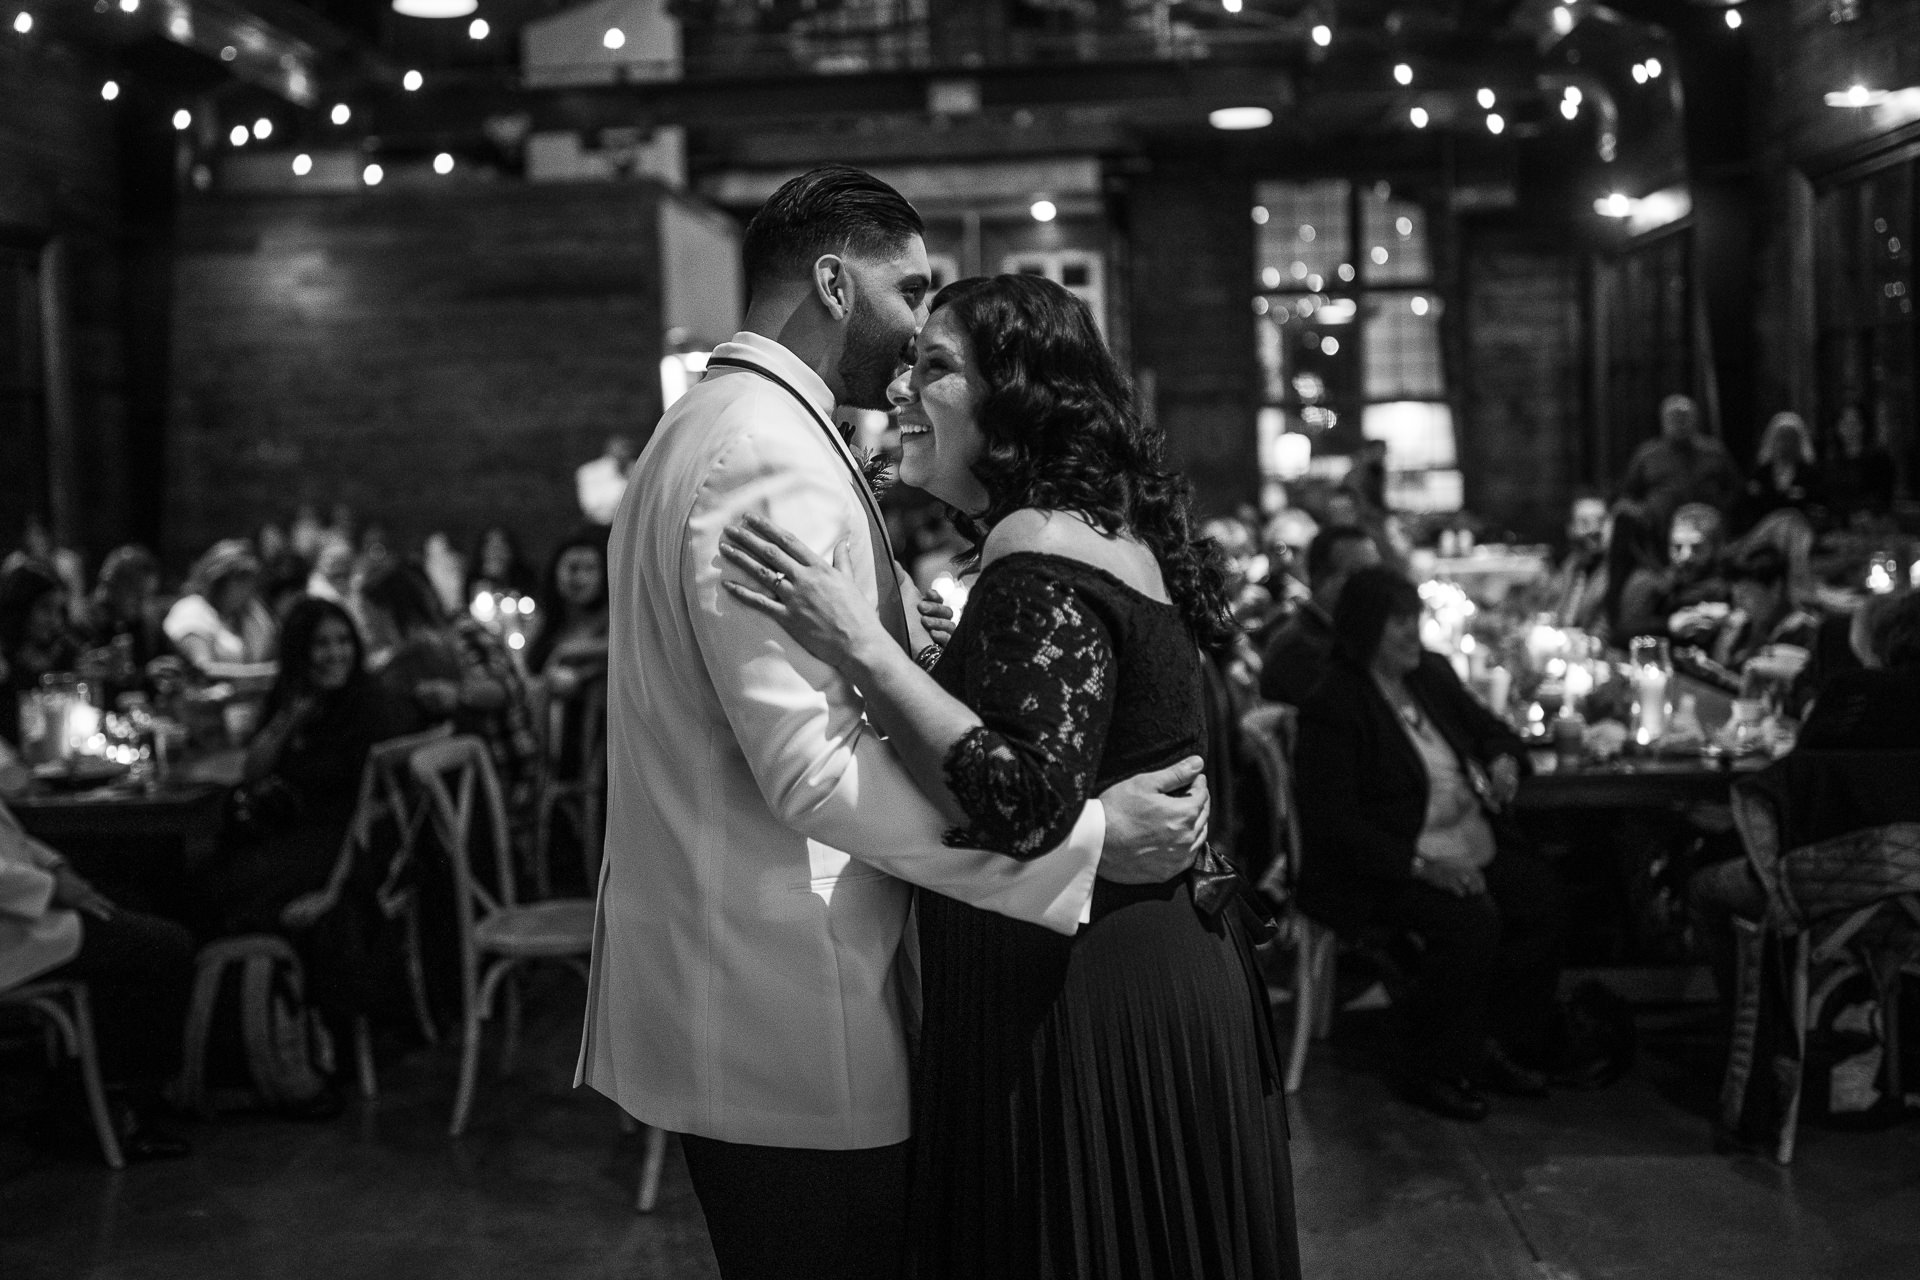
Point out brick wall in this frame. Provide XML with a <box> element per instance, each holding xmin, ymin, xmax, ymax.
<box><xmin>165</xmin><ymin>182</ymin><xmax>672</xmax><ymax>572</ymax></box>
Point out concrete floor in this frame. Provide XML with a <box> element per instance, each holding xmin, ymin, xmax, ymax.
<box><xmin>3</xmin><ymin>980</ymin><xmax>1917</xmax><ymax>1280</ymax></box>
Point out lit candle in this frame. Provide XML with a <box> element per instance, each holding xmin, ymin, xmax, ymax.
<box><xmin>1635</xmin><ymin>665</ymin><xmax>1669</xmax><ymax>745</ymax></box>
<box><xmin>64</xmin><ymin>703</ymin><xmax>102</xmax><ymax>758</ymax></box>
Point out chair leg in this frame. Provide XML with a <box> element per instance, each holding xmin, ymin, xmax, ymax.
<box><xmin>1286</xmin><ymin>928</ymin><xmax>1317</xmax><ymax>1094</ymax></box>
<box><xmin>354</xmin><ymin>1017</ymin><xmax>378</xmax><ymax>1100</ymax></box>
<box><xmin>635</xmin><ymin>1126</ymin><xmax>669</xmax><ymax>1213</ymax></box>
<box><xmin>1719</xmin><ymin>916</ymin><xmax>1766</xmax><ymax>1135</ymax></box>
<box><xmin>1776</xmin><ymin>934</ymin><xmax>1812</xmax><ymax>1166</ymax></box>
<box><xmin>449</xmin><ymin>1006</ymin><xmax>486</xmax><ymax>1138</ymax></box>
<box><xmin>1312</xmin><ymin>931</ymin><xmax>1337</xmax><ymax>1039</ymax></box>
<box><xmin>64</xmin><ymin>987</ymin><xmax>126</xmax><ymax>1171</ymax></box>
<box><xmin>403</xmin><ymin>908</ymin><xmax>439</xmax><ymax>1047</ymax></box>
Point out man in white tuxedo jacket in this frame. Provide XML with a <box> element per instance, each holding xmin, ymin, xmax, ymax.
<box><xmin>576</xmin><ymin>167</ymin><xmax>1207</xmax><ymax>1278</ymax></box>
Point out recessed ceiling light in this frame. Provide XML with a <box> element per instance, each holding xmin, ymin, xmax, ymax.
<box><xmin>391</xmin><ymin>0</ymin><xmax>476</xmax><ymax>16</ymax></box>
<box><xmin>1209</xmin><ymin>106</ymin><xmax>1273</xmax><ymax>130</ymax></box>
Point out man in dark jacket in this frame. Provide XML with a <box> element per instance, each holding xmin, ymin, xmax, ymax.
<box><xmin>1259</xmin><ymin>525</ymin><xmax>1379</xmax><ymax>706</ymax></box>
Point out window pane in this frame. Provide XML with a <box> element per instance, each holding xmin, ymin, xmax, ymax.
<box><xmin>1360</xmin><ymin>183</ymin><xmax>1432</xmax><ymax>284</ymax></box>
<box><xmin>1363</xmin><ymin>291</ymin><xmax>1445</xmax><ymax>399</ymax></box>
<box><xmin>1255</xmin><ymin>180</ymin><xmax>1349</xmax><ymax>291</ymax></box>
<box><xmin>1256</xmin><ymin>292</ymin><xmax>1359</xmax><ymax>423</ymax></box>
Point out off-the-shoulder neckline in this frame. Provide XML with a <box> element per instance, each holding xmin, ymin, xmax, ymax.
<box><xmin>981</xmin><ymin>549</ymin><xmax>1177</xmax><ymax>610</ymax></box>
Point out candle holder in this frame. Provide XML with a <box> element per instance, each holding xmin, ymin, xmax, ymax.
<box><xmin>1629</xmin><ymin>636</ymin><xmax>1672</xmax><ymax>747</ymax></box>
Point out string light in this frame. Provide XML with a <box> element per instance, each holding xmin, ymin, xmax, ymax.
<box><xmin>403</xmin><ymin>69</ymin><xmax>423</xmax><ymax>91</ymax></box>
<box><xmin>603</xmin><ymin>27</ymin><xmax>625</xmax><ymax>50</ymax></box>
<box><xmin>1632</xmin><ymin>63</ymin><xmax>1648</xmax><ymax>84</ymax></box>
<box><xmin>1477</xmin><ymin>87</ymin><xmax>1496</xmax><ymax>109</ymax></box>
<box><xmin>1551</xmin><ymin>5</ymin><xmax>1573</xmax><ymax>36</ymax></box>
<box><xmin>12</xmin><ymin>12</ymin><xmax>31</xmax><ymax>35</ymax></box>
<box><xmin>331</xmin><ymin>103</ymin><xmax>351</xmax><ymax>125</ymax></box>
<box><xmin>229</xmin><ymin>124</ymin><xmax>248</xmax><ymax>146</ymax></box>
<box><xmin>100</xmin><ymin>80</ymin><xmax>119</xmax><ymax>100</ymax></box>
<box><xmin>434</xmin><ymin>152</ymin><xmax>454</xmax><ymax>175</ymax></box>
<box><xmin>1645</xmin><ymin>58</ymin><xmax>1662</xmax><ymax>78</ymax></box>
<box><xmin>1222</xmin><ymin>0</ymin><xmax>1241</xmax><ymax>12</ymax></box>
<box><xmin>252</xmin><ymin>117</ymin><xmax>273</xmax><ymax>140</ymax></box>
<box><xmin>362</xmin><ymin>163</ymin><xmax>384</xmax><ymax>186</ymax></box>
<box><xmin>118</xmin><ymin>0</ymin><xmax>138</xmax><ymax>11</ymax></box>
<box><xmin>1410</xmin><ymin>106</ymin><xmax>1429</xmax><ymax>128</ymax></box>
<box><xmin>1726</xmin><ymin>9</ymin><xmax>1742</xmax><ymax>29</ymax></box>
<box><xmin>292</xmin><ymin>154</ymin><xmax>312</xmax><ymax>176</ymax></box>
<box><xmin>1393</xmin><ymin>63</ymin><xmax>1412</xmax><ymax>86</ymax></box>
<box><xmin>1562</xmin><ymin>98</ymin><xmax>1579</xmax><ymax>120</ymax></box>
<box><xmin>1251</xmin><ymin>205</ymin><xmax>1269</xmax><ymax>225</ymax></box>
<box><xmin>172</xmin><ymin>108</ymin><xmax>191</xmax><ymax>130</ymax></box>
<box><xmin>1411</xmin><ymin>296</ymin><xmax>1430</xmax><ymax>316</ymax></box>
<box><xmin>468</xmin><ymin>17</ymin><xmax>487</xmax><ymax>39</ymax></box>
<box><xmin>1030</xmin><ymin>199</ymin><xmax>1057</xmax><ymax>222</ymax></box>
<box><xmin>1486</xmin><ymin>112</ymin><xmax>1506</xmax><ymax>134</ymax></box>
<box><xmin>1310</xmin><ymin>24</ymin><xmax>1331</xmax><ymax>47</ymax></box>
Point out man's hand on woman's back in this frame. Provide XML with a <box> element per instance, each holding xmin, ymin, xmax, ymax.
<box><xmin>1096</xmin><ymin>756</ymin><xmax>1208</xmax><ymax>884</ymax></box>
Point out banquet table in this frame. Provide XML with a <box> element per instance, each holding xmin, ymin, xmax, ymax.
<box><xmin>10</xmin><ymin>749</ymin><xmax>244</xmax><ymax>873</ymax></box>
<box><xmin>1516</xmin><ymin>749</ymin><xmax>1769</xmax><ymax>811</ymax></box>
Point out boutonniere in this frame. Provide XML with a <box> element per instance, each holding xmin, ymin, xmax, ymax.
<box><xmin>854</xmin><ymin>444</ymin><xmax>895</xmax><ymax>497</ymax></box>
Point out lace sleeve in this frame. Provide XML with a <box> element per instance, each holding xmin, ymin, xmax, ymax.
<box><xmin>941</xmin><ymin>561</ymin><xmax>1117</xmax><ymax>859</ymax></box>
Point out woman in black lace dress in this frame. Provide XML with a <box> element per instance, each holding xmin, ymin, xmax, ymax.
<box><xmin>722</xmin><ymin>275</ymin><xmax>1297</xmax><ymax>1279</ymax></box>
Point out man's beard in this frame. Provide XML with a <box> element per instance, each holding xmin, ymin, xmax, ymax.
<box><xmin>837</xmin><ymin>298</ymin><xmax>904</xmax><ymax>411</ymax></box>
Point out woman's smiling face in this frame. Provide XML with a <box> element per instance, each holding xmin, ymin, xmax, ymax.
<box><xmin>890</xmin><ymin>306</ymin><xmax>988</xmax><ymax>515</ymax></box>
<box><xmin>307</xmin><ymin>614</ymin><xmax>358</xmax><ymax>692</ymax></box>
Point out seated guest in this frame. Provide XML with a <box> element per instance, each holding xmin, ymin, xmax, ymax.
<box><xmin>464</xmin><ymin>525</ymin><xmax>538</xmax><ymax>606</ymax></box>
<box><xmin>191</xmin><ymin>599</ymin><xmax>405</xmax><ymax>940</ymax></box>
<box><xmin>1619</xmin><ymin>503</ymin><xmax>1731</xmax><ymax>644</ymax></box>
<box><xmin>1599</xmin><ymin>502</ymin><xmax>1664</xmax><ymax>642</ymax></box>
<box><xmin>0</xmin><ymin>562</ymin><xmax>82</xmax><ymax>745</ymax></box>
<box><xmin>358</xmin><ymin>562</ymin><xmax>538</xmax><ymax>797</ymax></box>
<box><xmin>79</xmin><ymin>545</ymin><xmax>178</xmax><ymax>699</ymax></box>
<box><xmin>1795</xmin><ymin>591</ymin><xmax>1920</xmax><ymax>751</ymax></box>
<box><xmin>304</xmin><ymin>536</ymin><xmax>357</xmax><ymax>607</ymax></box>
<box><xmin>525</xmin><ymin>528</ymin><xmax>611</xmax><ymax>775</ymax></box>
<box><xmin>1688</xmin><ymin>591</ymin><xmax>1920</xmax><ymax>988</ymax></box>
<box><xmin>1547</xmin><ymin>492</ymin><xmax>1610</xmax><ymax>633</ymax></box>
<box><xmin>1824</xmin><ymin>405</ymin><xmax>1897</xmax><ymax>529</ymax></box>
<box><xmin>1706</xmin><ymin>544</ymin><xmax>1820</xmax><ymax>673</ymax></box>
<box><xmin>1732</xmin><ymin>412</ymin><xmax>1823</xmax><ymax>536</ymax></box>
<box><xmin>1258</xmin><ymin>524</ymin><xmax>1380</xmax><ymax>706</ymax></box>
<box><xmin>163</xmin><ymin>540</ymin><xmax>279</xmax><ymax>689</ymax></box>
<box><xmin>1</xmin><ymin>752</ymin><xmax>194</xmax><ymax>1158</ymax></box>
<box><xmin>1295</xmin><ymin>566</ymin><xmax>1565</xmax><ymax>1121</ymax></box>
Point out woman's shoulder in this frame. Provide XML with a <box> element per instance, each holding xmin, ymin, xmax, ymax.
<box><xmin>980</xmin><ymin>510</ymin><xmax>1169</xmax><ymax>604</ymax></box>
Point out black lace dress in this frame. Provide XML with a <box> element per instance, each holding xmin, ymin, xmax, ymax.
<box><xmin>912</xmin><ymin>552</ymin><xmax>1298</xmax><ymax>1280</ymax></box>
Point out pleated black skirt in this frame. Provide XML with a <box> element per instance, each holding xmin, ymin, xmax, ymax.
<box><xmin>909</xmin><ymin>876</ymin><xmax>1299</xmax><ymax>1280</ymax></box>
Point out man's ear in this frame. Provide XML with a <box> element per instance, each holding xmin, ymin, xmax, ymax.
<box><xmin>812</xmin><ymin>254</ymin><xmax>850</xmax><ymax>321</ymax></box>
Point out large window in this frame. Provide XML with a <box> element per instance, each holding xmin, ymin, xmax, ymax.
<box><xmin>1253</xmin><ymin>179</ymin><xmax>1458</xmax><ymax>511</ymax></box>
<box><xmin>1816</xmin><ymin>159</ymin><xmax>1916</xmax><ymax>502</ymax></box>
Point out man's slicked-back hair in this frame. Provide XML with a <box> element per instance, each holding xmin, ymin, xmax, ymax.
<box><xmin>742</xmin><ymin>165</ymin><xmax>923</xmax><ymax>299</ymax></box>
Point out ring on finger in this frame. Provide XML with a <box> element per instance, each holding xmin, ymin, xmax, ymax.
<box><xmin>767</xmin><ymin>569</ymin><xmax>786</xmax><ymax>587</ymax></box>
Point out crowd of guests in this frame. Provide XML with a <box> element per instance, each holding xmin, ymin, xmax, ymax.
<box><xmin>0</xmin><ymin>510</ymin><xmax>613</xmax><ymax>1156</ymax></box>
<box><xmin>1190</xmin><ymin>392</ymin><xmax>1916</xmax><ymax>1124</ymax></box>
<box><xmin>2</xmin><ymin>388</ymin><xmax>1912</xmax><ymax>1150</ymax></box>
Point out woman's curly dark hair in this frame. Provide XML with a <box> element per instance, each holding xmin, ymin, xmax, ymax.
<box><xmin>931</xmin><ymin>274</ymin><xmax>1235</xmax><ymax>647</ymax></box>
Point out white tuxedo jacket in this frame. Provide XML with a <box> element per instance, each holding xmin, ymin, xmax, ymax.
<box><xmin>576</xmin><ymin>332</ymin><xmax>1103</xmax><ymax>1149</ymax></box>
